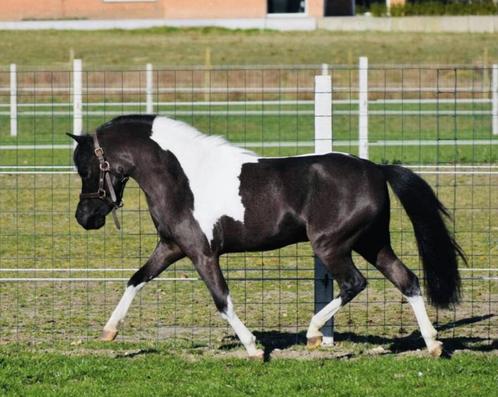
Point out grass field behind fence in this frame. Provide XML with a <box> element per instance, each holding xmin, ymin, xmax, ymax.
<box><xmin>0</xmin><ymin>102</ymin><xmax>496</xmax><ymax>165</ymax></box>
<box><xmin>0</xmin><ymin>29</ymin><xmax>497</xmax><ymax>67</ymax></box>
<box><xmin>0</xmin><ymin>169</ymin><xmax>496</xmax><ymax>344</ymax></box>
<box><xmin>0</xmin><ymin>30</ymin><xmax>496</xmax><ymax>353</ymax></box>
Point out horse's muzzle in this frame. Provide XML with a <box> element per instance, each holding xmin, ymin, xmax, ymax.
<box><xmin>76</xmin><ymin>201</ymin><xmax>109</xmax><ymax>230</ymax></box>
<box><xmin>76</xmin><ymin>213</ymin><xmax>106</xmax><ymax>230</ymax></box>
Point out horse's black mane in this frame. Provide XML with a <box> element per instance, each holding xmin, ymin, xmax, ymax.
<box><xmin>96</xmin><ymin>114</ymin><xmax>156</xmax><ymax>136</ymax></box>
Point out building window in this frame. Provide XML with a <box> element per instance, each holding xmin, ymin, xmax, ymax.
<box><xmin>268</xmin><ymin>0</ymin><xmax>306</xmax><ymax>14</ymax></box>
<box><xmin>325</xmin><ymin>0</ymin><xmax>355</xmax><ymax>15</ymax></box>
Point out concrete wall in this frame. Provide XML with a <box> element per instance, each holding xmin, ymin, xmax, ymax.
<box><xmin>318</xmin><ymin>16</ymin><xmax>498</xmax><ymax>33</ymax></box>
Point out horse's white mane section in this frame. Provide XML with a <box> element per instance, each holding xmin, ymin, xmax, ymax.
<box><xmin>151</xmin><ymin>116</ymin><xmax>258</xmax><ymax>243</ymax></box>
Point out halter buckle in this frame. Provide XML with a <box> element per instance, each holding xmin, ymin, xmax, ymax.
<box><xmin>97</xmin><ymin>188</ymin><xmax>107</xmax><ymax>199</ymax></box>
<box><xmin>94</xmin><ymin>147</ymin><xmax>104</xmax><ymax>157</ymax></box>
<box><xmin>99</xmin><ymin>161</ymin><xmax>110</xmax><ymax>171</ymax></box>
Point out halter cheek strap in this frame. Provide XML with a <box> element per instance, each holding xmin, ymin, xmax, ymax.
<box><xmin>79</xmin><ymin>133</ymin><xmax>127</xmax><ymax>230</ymax></box>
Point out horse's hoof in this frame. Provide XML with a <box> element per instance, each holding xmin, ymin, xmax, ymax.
<box><xmin>428</xmin><ymin>341</ymin><xmax>443</xmax><ymax>357</ymax></box>
<box><xmin>307</xmin><ymin>336</ymin><xmax>323</xmax><ymax>350</ymax></box>
<box><xmin>101</xmin><ymin>329</ymin><xmax>118</xmax><ymax>342</ymax></box>
<box><xmin>248</xmin><ymin>349</ymin><xmax>264</xmax><ymax>361</ymax></box>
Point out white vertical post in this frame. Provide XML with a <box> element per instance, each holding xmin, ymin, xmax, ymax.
<box><xmin>358</xmin><ymin>56</ymin><xmax>369</xmax><ymax>159</ymax></box>
<box><xmin>321</xmin><ymin>63</ymin><xmax>329</xmax><ymax>76</ymax></box>
<box><xmin>146</xmin><ymin>63</ymin><xmax>154</xmax><ymax>114</ymax></box>
<box><xmin>314</xmin><ymin>70</ymin><xmax>334</xmax><ymax>345</ymax></box>
<box><xmin>314</xmin><ymin>74</ymin><xmax>332</xmax><ymax>154</ymax></box>
<box><xmin>10</xmin><ymin>64</ymin><xmax>17</xmax><ymax>137</ymax></box>
<box><xmin>72</xmin><ymin>59</ymin><xmax>83</xmax><ymax>137</ymax></box>
<box><xmin>492</xmin><ymin>64</ymin><xmax>498</xmax><ymax>136</ymax></box>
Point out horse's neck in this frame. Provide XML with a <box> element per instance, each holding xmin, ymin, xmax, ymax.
<box><xmin>121</xmin><ymin>139</ymin><xmax>177</xmax><ymax>201</ymax></box>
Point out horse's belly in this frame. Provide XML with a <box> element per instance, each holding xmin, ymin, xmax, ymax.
<box><xmin>215</xmin><ymin>212</ymin><xmax>308</xmax><ymax>253</ymax></box>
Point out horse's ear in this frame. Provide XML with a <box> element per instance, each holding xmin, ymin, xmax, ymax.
<box><xmin>66</xmin><ymin>133</ymin><xmax>88</xmax><ymax>144</ymax></box>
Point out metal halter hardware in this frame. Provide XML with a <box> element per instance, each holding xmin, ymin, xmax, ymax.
<box><xmin>79</xmin><ymin>133</ymin><xmax>128</xmax><ymax>230</ymax></box>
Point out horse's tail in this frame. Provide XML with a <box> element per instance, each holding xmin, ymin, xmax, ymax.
<box><xmin>380</xmin><ymin>164</ymin><xmax>465</xmax><ymax>308</ymax></box>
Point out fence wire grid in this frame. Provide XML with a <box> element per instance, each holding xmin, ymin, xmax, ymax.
<box><xmin>0</xmin><ymin>62</ymin><xmax>496</xmax><ymax>347</ymax></box>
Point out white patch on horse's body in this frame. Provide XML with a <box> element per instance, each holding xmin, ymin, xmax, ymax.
<box><xmin>406</xmin><ymin>295</ymin><xmax>439</xmax><ymax>348</ymax></box>
<box><xmin>151</xmin><ymin>117</ymin><xmax>259</xmax><ymax>244</ymax></box>
<box><xmin>306</xmin><ymin>296</ymin><xmax>342</xmax><ymax>339</ymax></box>
<box><xmin>221</xmin><ymin>295</ymin><xmax>260</xmax><ymax>356</ymax></box>
<box><xmin>104</xmin><ymin>282</ymin><xmax>145</xmax><ymax>332</ymax></box>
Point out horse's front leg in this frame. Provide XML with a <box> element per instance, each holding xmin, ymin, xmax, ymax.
<box><xmin>194</xmin><ymin>254</ymin><xmax>263</xmax><ymax>359</ymax></box>
<box><xmin>101</xmin><ymin>241</ymin><xmax>184</xmax><ymax>341</ymax></box>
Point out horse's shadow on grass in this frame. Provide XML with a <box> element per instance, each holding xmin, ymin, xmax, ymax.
<box><xmin>243</xmin><ymin>314</ymin><xmax>496</xmax><ymax>361</ymax></box>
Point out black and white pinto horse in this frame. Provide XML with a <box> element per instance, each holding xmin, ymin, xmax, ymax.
<box><xmin>69</xmin><ymin>115</ymin><xmax>465</xmax><ymax>358</ymax></box>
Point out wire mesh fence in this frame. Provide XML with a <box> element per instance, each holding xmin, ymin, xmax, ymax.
<box><xmin>0</xmin><ymin>62</ymin><xmax>496</xmax><ymax>347</ymax></box>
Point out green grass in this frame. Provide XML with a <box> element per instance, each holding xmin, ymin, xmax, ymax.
<box><xmin>0</xmin><ymin>29</ymin><xmax>498</xmax><ymax>67</ymax></box>
<box><xmin>0</xmin><ymin>344</ymin><xmax>496</xmax><ymax>396</ymax></box>
<box><xmin>1</xmin><ymin>104</ymin><xmax>496</xmax><ymax>165</ymax></box>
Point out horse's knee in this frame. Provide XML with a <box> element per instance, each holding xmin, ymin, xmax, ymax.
<box><xmin>340</xmin><ymin>272</ymin><xmax>367</xmax><ymax>304</ymax></box>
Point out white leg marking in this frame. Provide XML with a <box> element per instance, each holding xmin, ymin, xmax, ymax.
<box><xmin>221</xmin><ymin>296</ymin><xmax>261</xmax><ymax>357</ymax></box>
<box><xmin>306</xmin><ymin>297</ymin><xmax>342</xmax><ymax>339</ymax></box>
<box><xmin>406</xmin><ymin>295</ymin><xmax>439</xmax><ymax>350</ymax></box>
<box><xmin>104</xmin><ymin>282</ymin><xmax>145</xmax><ymax>332</ymax></box>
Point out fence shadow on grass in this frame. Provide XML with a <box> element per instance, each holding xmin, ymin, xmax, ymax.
<box><xmin>246</xmin><ymin>314</ymin><xmax>496</xmax><ymax>361</ymax></box>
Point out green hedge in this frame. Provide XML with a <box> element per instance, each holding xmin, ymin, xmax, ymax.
<box><xmin>370</xmin><ymin>0</ymin><xmax>498</xmax><ymax>16</ymax></box>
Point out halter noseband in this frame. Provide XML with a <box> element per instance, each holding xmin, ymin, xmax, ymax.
<box><xmin>79</xmin><ymin>133</ymin><xmax>128</xmax><ymax>230</ymax></box>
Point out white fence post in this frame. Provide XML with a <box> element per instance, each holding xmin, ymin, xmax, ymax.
<box><xmin>314</xmin><ymin>70</ymin><xmax>334</xmax><ymax>345</ymax></box>
<box><xmin>10</xmin><ymin>64</ymin><xmax>17</xmax><ymax>137</ymax></box>
<box><xmin>314</xmin><ymin>74</ymin><xmax>332</xmax><ymax>154</ymax></box>
<box><xmin>492</xmin><ymin>64</ymin><xmax>498</xmax><ymax>136</ymax></box>
<box><xmin>358</xmin><ymin>56</ymin><xmax>369</xmax><ymax>159</ymax></box>
<box><xmin>146</xmin><ymin>63</ymin><xmax>154</xmax><ymax>114</ymax></box>
<box><xmin>72</xmin><ymin>59</ymin><xmax>83</xmax><ymax>137</ymax></box>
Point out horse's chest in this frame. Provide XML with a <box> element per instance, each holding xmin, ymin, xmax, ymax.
<box><xmin>187</xmin><ymin>160</ymin><xmax>254</xmax><ymax>242</ymax></box>
<box><xmin>167</xmin><ymin>151</ymin><xmax>258</xmax><ymax>243</ymax></box>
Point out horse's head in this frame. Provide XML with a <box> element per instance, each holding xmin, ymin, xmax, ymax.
<box><xmin>68</xmin><ymin>133</ymin><xmax>129</xmax><ymax>230</ymax></box>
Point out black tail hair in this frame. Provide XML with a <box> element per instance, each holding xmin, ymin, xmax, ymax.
<box><xmin>381</xmin><ymin>165</ymin><xmax>465</xmax><ymax>308</ymax></box>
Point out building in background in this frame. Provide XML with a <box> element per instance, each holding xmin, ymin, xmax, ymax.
<box><xmin>1</xmin><ymin>0</ymin><xmax>395</xmax><ymax>21</ymax></box>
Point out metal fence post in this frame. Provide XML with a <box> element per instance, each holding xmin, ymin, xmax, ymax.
<box><xmin>358</xmin><ymin>56</ymin><xmax>369</xmax><ymax>159</ymax></box>
<box><xmin>73</xmin><ymin>59</ymin><xmax>83</xmax><ymax>139</ymax></box>
<box><xmin>492</xmin><ymin>64</ymin><xmax>498</xmax><ymax>136</ymax></box>
<box><xmin>314</xmin><ymin>70</ymin><xmax>334</xmax><ymax>345</ymax></box>
<box><xmin>146</xmin><ymin>63</ymin><xmax>154</xmax><ymax>114</ymax></box>
<box><xmin>10</xmin><ymin>64</ymin><xmax>17</xmax><ymax>137</ymax></box>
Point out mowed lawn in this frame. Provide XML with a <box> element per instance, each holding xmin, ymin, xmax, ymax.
<box><xmin>0</xmin><ymin>344</ymin><xmax>496</xmax><ymax>397</ymax></box>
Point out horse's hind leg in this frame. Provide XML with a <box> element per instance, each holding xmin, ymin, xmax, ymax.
<box><xmin>356</xmin><ymin>240</ymin><xmax>442</xmax><ymax>357</ymax></box>
<box><xmin>306</xmin><ymin>252</ymin><xmax>367</xmax><ymax>349</ymax></box>
<box><xmin>101</xmin><ymin>241</ymin><xmax>184</xmax><ymax>341</ymax></box>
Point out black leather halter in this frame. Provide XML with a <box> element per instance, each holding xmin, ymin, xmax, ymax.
<box><xmin>79</xmin><ymin>133</ymin><xmax>128</xmax><ymax>230</ymax></box>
